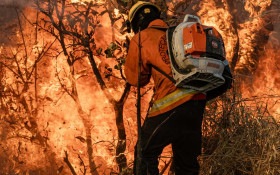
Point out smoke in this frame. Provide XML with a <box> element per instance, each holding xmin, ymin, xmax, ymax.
<box><xmin>271</xmin><ymin>2</ymin><xmax>280</xmax><ymax>39</ymax></box>
<box><xmin>0</xmin><ymin>0</ymin><xmax>32</xmax><ymax>7</ymax></box>
<box><xmin>269</xmin><ymin>13</ymin><xmax>280</xmax><ymax>48</ymax></box>
<box><xmin>0</xmin><ymin>0</ymin><xmax>33</xmax><ymax>45</ymax></box>
<box><xmin>265</xmin><ymin>1</ymin><xmax>280</xmax><ymax>49</ymax></box>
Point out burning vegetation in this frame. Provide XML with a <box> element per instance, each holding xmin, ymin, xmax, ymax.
<box><xmin>0</xmin><ymin>0</ymin><xmax>279</xmax><ymax>174</ymax></box>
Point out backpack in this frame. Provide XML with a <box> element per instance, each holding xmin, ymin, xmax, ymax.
<box><xmin>152</xmin><ymin>14</ymin><xmax>233</xmax><ymax>100</ymax></box>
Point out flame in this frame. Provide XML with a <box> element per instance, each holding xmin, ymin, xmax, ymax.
<box><xmin>1</xmin><ymin>0</ymin><xmax>279</xmax><ymax>174</ymax></box>
<box><xmin>198</xmin><ymin>0</ymin><xmax>279</xmax><ymax>118</ymax></box>
<box><xmin>198</xmin><ymin>0</ymin><xmax>238</xmax><ymax>63</ymax></box>
<box><xmin>238</xmin><ymin>0</ymin><xmax>279</xmax><ymax>117</ymax></box>
<box><xmin>244</xmin><ymin>35</ymin><xmax>280</xmax><ymax>117</ymax></box>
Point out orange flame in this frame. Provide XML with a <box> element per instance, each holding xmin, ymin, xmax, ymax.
<box><xmin>1</xmin><ymin>0</ymin><xmax>279</xmax><ymax>174</ymax></box>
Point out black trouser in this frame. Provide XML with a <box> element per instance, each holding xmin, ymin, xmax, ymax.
<box><xmin>134</xmin><ymin>100</ymin><xmax>206</xmax><ymax>175</ymax></box>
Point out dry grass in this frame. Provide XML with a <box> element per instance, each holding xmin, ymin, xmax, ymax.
<box><xmin>200</xmin><ymin>91</ymin><xmax>280</xmax><ymax>175</ymax></box>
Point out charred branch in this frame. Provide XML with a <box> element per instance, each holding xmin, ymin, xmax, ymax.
<box><xmin>114</xmin><ymin>82</ymin><xmax>131</xmax><ymax>172</ymax></box>
<box><xmin>64</xmin><ymin>151</ymin><xmax>78</xmax><ymax>175</ymax></box>
<box><xmin>224</xmin><ymin>0</ymin><xmax>240</xmax><ymax>72</ymax></box>
<box><xmin>78</xmin><ymin>154</ymin><xmax>87</xmax><ymax>175</ymax></box>
<box><xmin>37</xmin><ymin>0</ymin><xmax>108</xmax><ymax>89</ymax></box>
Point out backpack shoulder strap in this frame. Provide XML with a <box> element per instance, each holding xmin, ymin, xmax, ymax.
<box><xmin>148</xmin><ymin>25</ymin><xmax>176</xmax><ymax>83</ymax></box>
<box><xmin>150</xmin><ymin>64</ymin><xmax>176</xmax><ymax>84</ymax></box>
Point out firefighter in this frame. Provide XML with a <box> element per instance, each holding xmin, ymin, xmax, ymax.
<box><xmin>124</xmin><ymin>1</ymin><xmax>207</xmax><ymax>175</ymax></box>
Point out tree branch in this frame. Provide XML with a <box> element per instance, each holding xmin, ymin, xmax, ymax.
<box><xmin>63</xmin><ymin>151</ymin><xmax>78</xmax><ymax>175</ymax></box>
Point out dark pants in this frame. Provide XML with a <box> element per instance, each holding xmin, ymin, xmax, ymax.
<box><xmin>134</xmin><ymin>100</ymin><xmax>206</xmax><ymax>175</ymax></box>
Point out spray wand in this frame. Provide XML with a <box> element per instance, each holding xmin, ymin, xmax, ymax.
<box><xmin>135</xmin><ymin>27</ymin><xmax>143</xmax><ymax>175</ymax></box>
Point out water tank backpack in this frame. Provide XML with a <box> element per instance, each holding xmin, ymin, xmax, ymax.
<box><xmin>161</xmin><ymin>14</ymin><xmax>233</xmax><ymax>99</ymax></box>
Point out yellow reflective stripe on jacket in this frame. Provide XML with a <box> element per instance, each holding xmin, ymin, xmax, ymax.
<box><xmin>149</xmin><ymin>88</ymin><xmax>198</xmax><ymax>116</ymax></box>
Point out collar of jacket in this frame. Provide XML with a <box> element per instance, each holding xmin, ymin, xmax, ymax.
<box><xmin>147</xmin><ymin>19</ymin><xmax>169</xmax><ymax>30</ymax></box>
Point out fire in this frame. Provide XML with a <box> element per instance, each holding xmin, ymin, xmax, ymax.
<box><xmin>198</xmin><ymin>0</ymin><xmax>238</xmax><ymax>63</ymax></box>
<box><xmin>198</xmin><ymin>0</ymin><xmax>279</xmax><ymax>117</ymax></box>
<box><xmin>239</xmin><ymin>1</ymin><xmax>280</xmax><ymax>117</ymax></box>
<box><xmin>0</xmin><ymin>0</ymin><xmax>279</xmax><ymax>174</ymax></box>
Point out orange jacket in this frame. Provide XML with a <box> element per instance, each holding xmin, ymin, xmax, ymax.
<box><xmin>125</xmin><ymin>19</ymin><xmax>205</xmax><ymax>117</ymax></box>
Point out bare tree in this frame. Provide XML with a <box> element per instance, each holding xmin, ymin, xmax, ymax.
<box><xmin>35</xmin><ymin>0</ymin><xmax>133</xmax><ymax>174</ymax></box>
<box><xmin>0</xmin><ymin>6</ymin><xmax>60</xmax><ymax>174</ymax></box>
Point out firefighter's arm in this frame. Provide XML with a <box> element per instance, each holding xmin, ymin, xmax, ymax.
<box><xmin>124</xmin><ymin>38</ymin><xmax>151</xmax><ymax>87</ymax></box>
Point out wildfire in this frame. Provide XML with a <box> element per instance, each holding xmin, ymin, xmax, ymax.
<box><xmin>0</xmin><ymin>0</ymin><xmax>279</xmax><ymax>174</ymax></box>
<box><xmin>198</xmin><ymin>0</ymin><xmax>238</xmax><ymax>63</ymax></box>
<box><xmin>198</xmin><ymin>0</ymin><xmax>279</xmax><ymax>117</ymax></box>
